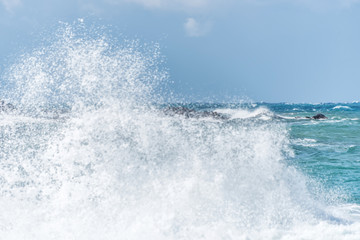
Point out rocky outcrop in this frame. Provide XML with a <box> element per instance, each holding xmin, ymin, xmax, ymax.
<box><xmin>305</xmin><ymin>113</ymin><xmax>327</xmax><ymax>119</ymax></box>
<box><xmin>312</xmin><ymin>113</ymin><xmax>327</xmax><ymax>119</ymax></box>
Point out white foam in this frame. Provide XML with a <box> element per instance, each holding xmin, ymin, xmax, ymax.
<box><xmin>215</xmin><ymin>107</ymin><xmax>273</xmax><ymax>120</ymax></box>
<box><xmin>333</xmin><ymin>105</ymin><xmax>352</xmax><ymax>110</ymax></box>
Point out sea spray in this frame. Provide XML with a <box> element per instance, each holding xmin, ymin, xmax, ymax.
<box><xmin>0</xmin><ymin>22</ymin><xmax>360</xmax><ymax>239</ymax></box>
<box><xmin>1</xmin><ymin>21</ymin><xmax>166</xmax><ymax>113</ymax></box>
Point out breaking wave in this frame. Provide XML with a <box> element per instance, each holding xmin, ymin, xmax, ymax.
<box><xmin>0</xmin><ymin>22</ymin><xmax>360</xmax><ymax>239</ymax></box>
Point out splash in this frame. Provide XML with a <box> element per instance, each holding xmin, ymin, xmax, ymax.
<box><xmin>0</xmin><ymin>22</ymin><xmax>360</xmax><ymax>239</ymax></box>
<box><xmin>1</xmin><ymin>21</ymin><xmax>166</xmax><ymax>113</ymax></box>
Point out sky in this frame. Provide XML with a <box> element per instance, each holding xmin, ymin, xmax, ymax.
<box><xmin>0</xmin><ymin>0</ymin><xmax>360</xmax><ymax>103</ymax></box>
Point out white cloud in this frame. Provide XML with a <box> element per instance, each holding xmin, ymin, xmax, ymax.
<box><xmin>0</xmin><ymin>0</ymin><xmax>21</xmax><ymax>13</ymax></box>
<box><xmin>184</xmin><ymin>17</ymin><xmax>211</xmax><ymax>37</ymax></box>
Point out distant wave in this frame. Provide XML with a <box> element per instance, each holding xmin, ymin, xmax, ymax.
<box><xmin>215</xmin><ymin>107</ymin><xmax>273</xmax><ymax>120</ymax></box>
<box><xmin>333</xmin><ymin>105</ymin><xmax>352</xmax><ymax>110</ymax></box>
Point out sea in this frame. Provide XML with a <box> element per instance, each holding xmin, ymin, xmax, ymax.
<box><xmin>0</xmin><ymin>23</ymin><xmax>360</xmax><ymax>239</ymax></box>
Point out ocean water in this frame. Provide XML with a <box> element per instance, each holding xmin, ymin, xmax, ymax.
<box><xmin>1</xmin><ymin>23</ymin><xmax>360</xmax><ymax>239</ymax></box>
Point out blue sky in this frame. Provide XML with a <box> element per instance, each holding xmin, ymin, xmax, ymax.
<box><xmin>1</xmin><ymin>0</ymin><xmax>360</xmax><ymax>103</ymax></box>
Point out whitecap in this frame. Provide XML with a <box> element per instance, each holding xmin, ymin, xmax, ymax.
<box><xmin>333</xmin><ymin>105</ymin><xmax>352</xmax><ymax>110</ymax></box>
<box><xmin>215</xmin><ymin>107</ymin><xmax>273</xmax><ymax>120</ymax></box>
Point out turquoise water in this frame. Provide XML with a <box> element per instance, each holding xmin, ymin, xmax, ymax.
<box><xmin>272</xmin><ymin>103</ymin><xmax>360</xmax><ymax>204</ymax></box>
<box><xmin>182</xmin><ymin>102</ymin><xmax>360</xmax><ymax>205</ymax></box>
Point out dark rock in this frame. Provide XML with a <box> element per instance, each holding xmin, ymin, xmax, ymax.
<box><xmin>312</xmin><ymin>113</ymin><xmax>327</xmax><ymax>119</ymax></box>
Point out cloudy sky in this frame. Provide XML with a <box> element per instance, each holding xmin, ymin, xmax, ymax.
<box><xmin>1</xmin><ymin>0</ymin><xmax>360</xmax><ymax>102</ymax></box>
